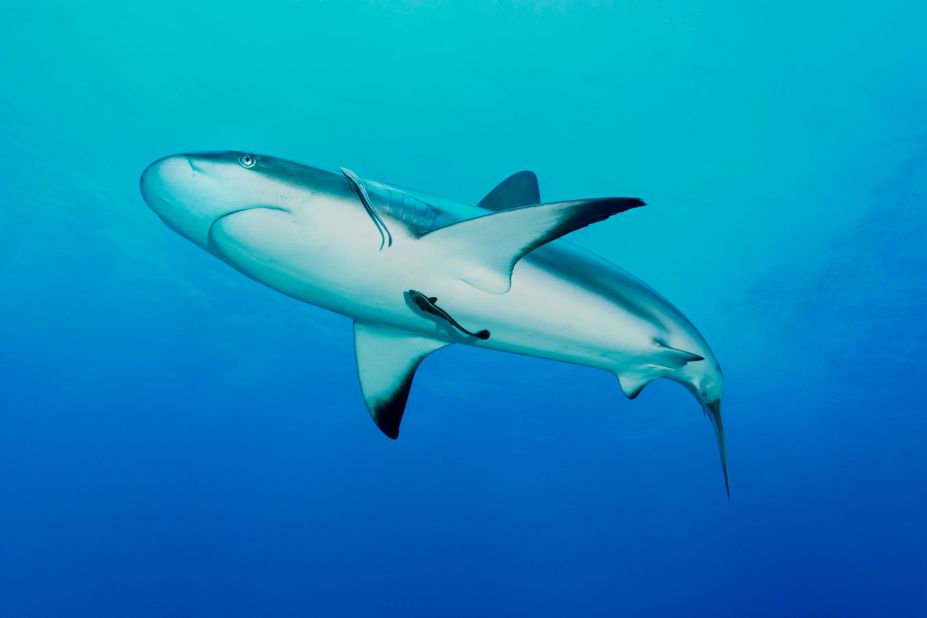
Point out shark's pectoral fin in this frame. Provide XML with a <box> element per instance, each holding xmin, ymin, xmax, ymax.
<box><xmin>422</xmin><ymin>197</ymin><xmax>646</xmax><ymax>294</ymax></box>
<box><xmin>353</xmin><ymin>322</ymin><xmax>449</xmax><ymax>439</ymax></box>
<box><xmin>477</xmin><ymin>171</ymin><xmax>541</xmax><ymax>211</ymax></box>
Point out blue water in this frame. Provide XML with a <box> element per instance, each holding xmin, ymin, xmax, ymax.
<box><xmin>2</xmin><ymin>2</ymin><xmax>925</xmax><ymax>616</ymax></box>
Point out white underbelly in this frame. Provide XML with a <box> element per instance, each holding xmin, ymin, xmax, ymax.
<box><xmin>208</xmin><ymin>206</ymin><xmax>657</xmax><ymax>372</ymax></box>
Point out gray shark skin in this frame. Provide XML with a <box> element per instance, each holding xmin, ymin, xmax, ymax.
<box><xmin>140</xmin><ymin>151</ymin><xmax>729</xmax><ymax>495</ymax></box>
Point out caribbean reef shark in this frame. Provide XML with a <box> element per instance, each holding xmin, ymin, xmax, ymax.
<box><xmin>140</xmin><ymin>152</ymin><xmax>729</xmax><ymax>495</ymax></box>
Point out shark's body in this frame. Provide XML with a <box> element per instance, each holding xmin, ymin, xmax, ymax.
<box><xmin>140</xmin><ymin>152</ymin><xmax>729</xmax><ymax>494</ymax></box>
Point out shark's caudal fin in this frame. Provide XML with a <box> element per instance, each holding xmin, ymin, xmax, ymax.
<box><xmin>477</xmin><ymin>171</ymin><xmax>541</xmax><ymax>211</ymax></box>
<box><xmin>704</xmin><ymin>400</ymin><xmax>731</xmax><ymax>498</ymax></box>
<box><xmin>422</xmin><ymin>197</ymin><xmax>645</xmax><ymax>294</ymax></box>
<box><xmin>353</xmin><ymin>322</ymin><xmax>449</xmax><ymax>438</ymax></box>
<box><xmin>616</xmin><ymin>373</ymin><xmax>731</xmax><ymax>497</ymax></box>
<box><xmin>615</xmin><ymin>344</ymin><xmax>730</xmax><ymax>497</ymax></box>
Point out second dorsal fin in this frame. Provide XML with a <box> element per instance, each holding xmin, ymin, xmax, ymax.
<box><xmin>477</xmin><ymin>171</ymin><xmax>541</xmax><ymax>211</ymax></box>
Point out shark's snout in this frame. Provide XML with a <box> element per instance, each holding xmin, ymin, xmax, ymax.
<box><xmin>140</xmin><ymin>155</ymin><xmax>196</xmax><ymax>201</ymax></box>
<box><xmin>140</xmin><ymin>154</ymin><xmax>238</xmax><ymax>249</ymax></box>
<box><xmin>140</xmin><ymin>155</ymin><xmax>198</xmax><ymax>230</ymax></box>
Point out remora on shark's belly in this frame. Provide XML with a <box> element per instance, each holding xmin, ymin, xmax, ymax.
<box><xmin>140</xmin><ymin>152</ymin><xmax>730</xmax><ymax>495</ymax></box>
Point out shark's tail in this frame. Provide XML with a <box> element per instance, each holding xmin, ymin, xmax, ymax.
<box><xmin>614</xmin><ymin>352</ymin><xmax>730</xmax><ymax>497</ymax></box>
<box><xmin>703</xmin><ymin>399</ymin><xmax>730</xmax><ymax>498</ymax></box>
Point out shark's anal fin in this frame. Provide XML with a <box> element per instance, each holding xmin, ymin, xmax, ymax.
<box><xmin>617</xmin><ymin>373</ymin><xmax>651</xmax><ymax>400</ymax></box>
<box><xmin>422</xmin><ymin>197</ymin><xmax>645</xmax><ymax>294</ymax></box>
<box><xmin>615</xmin><ymin>342</ymin><xmax>704</xmax><ymax>398</ymax></box>
<box><xmin>341</xmin><ymin>167</ymin><xmax>393</xmax><ymax>250</ymax></box>
<box><xmin>353</xmin><ymin>322</ymin><xmax>449</xmax><ymax>439</ymax></box>
<box><xmin>407</xmin><ymin>289</ymin><xmax>491</xmax><ymax>340</ymax></box>
<box><xmin>478</xmin><ymin>171</ymin><xmax>541</xmax><ymax>211</ymax></box>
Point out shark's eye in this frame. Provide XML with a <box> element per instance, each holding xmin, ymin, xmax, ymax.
<box><xmin>239</xmin><ymin>154</ymin><xmax>256</xmax><ymax>168</ymax></box>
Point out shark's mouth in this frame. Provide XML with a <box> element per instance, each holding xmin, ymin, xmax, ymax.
<box><xmin>206</xmin><ymin>206</ymin><xmax>292</xmax><ymax>256</ymax></box>
<box><xmin>207</xmin><ymin>206</ymin><xmax>291</xmax><ymax>241</ymax></box>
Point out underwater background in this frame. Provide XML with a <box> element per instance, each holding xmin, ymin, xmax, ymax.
<box><xmin>1</xmin><ymin>2</ymin><xmax>926</xmax><ymax>616</ymax></box>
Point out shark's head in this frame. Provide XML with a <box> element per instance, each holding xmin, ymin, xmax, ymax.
<box><xmin>141</xmin><ymin>151</ymin><xmax>264</xmax><ymax>248</ymax></box>
<box><xmin>140</xmin><ymin>151</ymin><xmax>338</xmax><ymax>252</ymax></box>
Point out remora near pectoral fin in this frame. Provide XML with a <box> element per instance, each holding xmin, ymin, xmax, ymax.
<box><xmin>353</xmin><ymin>322</ymin><xmax>449</xmax><ymax>439</ymax></box>
<box><xmin>477</xmin><ymin>171</ymin><xmax>541</xmax><ymax>211</ymax></box>
<box><xmin>423</xmin><ymin>197</ymin><xmax>645</xmax><ymax>294</ymax></box>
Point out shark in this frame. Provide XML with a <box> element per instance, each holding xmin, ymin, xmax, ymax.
<box><xmin>140</xmin><ymin>151</ymin><xmax>729</xmax><ymax>495</ymax></box>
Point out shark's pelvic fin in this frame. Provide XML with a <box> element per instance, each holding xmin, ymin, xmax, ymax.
<box><xmin>477</xmin><ymin>171</ymin><xmax>541</xmax><ymax>211</ymax></box>
<box><xmin>423</xmin><ymin>197</ymin><xmax>646</xmax><ymax>294</ymax></box>
<box><xmin>353</xmin><ymin>322</ymin><xmax>449</xmax><ymax>439</ymax></box>
<box><xmin>341</xmin><ymin>167</ymin><xmax>393</xmax><ymax>250</ymax></box>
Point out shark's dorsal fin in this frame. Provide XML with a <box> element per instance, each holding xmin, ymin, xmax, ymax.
<box><xmin>422</xmin><ymin>197</ymin><xmax>645</xmax><ymax>294</ymax></box>
<box><xmin>353</xmin><ymin>322</ymin><xmax>449</xmax><ymax>438</ymax></box>
<box><xmin>478</xmin><ymin>171</ymin><xmax>541</xmax><ymax>211</ymax></box>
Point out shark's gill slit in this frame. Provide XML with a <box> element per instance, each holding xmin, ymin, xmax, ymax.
<box><xmin>341</xmin><ymin>167</ymin><xmax>393</xmax><ymax>250</ymax></box>
<box><xmin>206</xmin><ymin>205</ymin><xmax>291</xmax><ymax>250</ymax></box>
